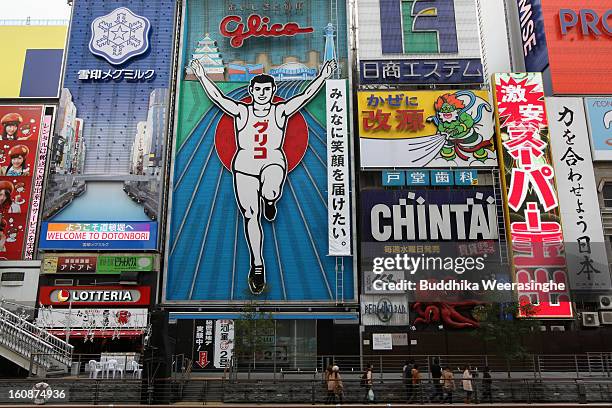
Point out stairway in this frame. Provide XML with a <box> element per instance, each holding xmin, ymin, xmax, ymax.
<box><xmin>0</xmin><ymin>306</ymin><xmax>73</xmax><ymax>377</ymax></box>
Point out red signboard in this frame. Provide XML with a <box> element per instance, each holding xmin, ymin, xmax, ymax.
<box><xmin>493</xmin><ymin>73</ymin><xmax>573</xmax><ymax>318</ymax></box>
<box><xmin>0</xmin><ymin>105</ymin><xmax>50</xmax><ymax>260</ymax></box>
<box><xmin>48</xmin><ymin>330</ymin><xmax>144</xmax><ymax>337</ymax></box>
<box><xmin>219</xmin><ymin>14</ymin><xmax>314</xmax><ymax>47</ymax></box>
<box><xmin>38</xmin><ymin>286</ymin><xmax>151</xmax><ymax>306</ymax></box>
<box><xmin>541</xmin><ymin>0</ymin><xmax>612</xmax><ymax>94</ymax></box>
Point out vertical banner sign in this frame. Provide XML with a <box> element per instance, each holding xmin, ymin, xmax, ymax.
<box><xmin>192</xmin><ymin>319</ymin><xmax>214</xmax><ymax>370</ymax></box>
<box><xmin>0</xmin><ymin>105</ymin><xmax>47</xmax><ymax>260</ymax></box>
<box><xmin>326</xmin><ymin>80</ymin><xmax>351</xmax><ymax>256</ymax></box>
<box><xmin>548</xmin><ymin>98</ymin><xmax>611</xmax><ymax>290</ymax></box>
<box><xmin>39</xmin><ymin>1</ymin><xmax>176</xmax><ymax>251</ymax></box>
<box><xmin>165</xmin><ymin>0</ymin><xmax>354</xmax><ymax>303</ymax></box>
<box><xmin>493</xmin><ymin>73</ymin><xmax>573</xmax><ymax>318</ymax></box>
<box><xmin>26</xmin><ymin>110</ymin><xmax>53</xmax><ymax>259</ymax></box>
<box><xmin>213</xmin><ymin>320</ymin><xmax>234</xmax><ymax>369</ymax></box>
<box><xmin>516</xmin><ymin>0</ymin><xmax>548</xmax><ymax>72</ymax></box>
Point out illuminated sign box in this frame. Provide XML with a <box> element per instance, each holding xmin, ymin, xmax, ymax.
<box><xmin>38</xmin><ymin>222</ymin><xmax>157</xmax><ymax>250</ymax></box>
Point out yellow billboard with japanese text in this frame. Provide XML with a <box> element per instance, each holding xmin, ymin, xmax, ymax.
<box><xmin>357</xmin><ymin>90</ymin><xmax>497</xmax><ymax>168</ymax></box>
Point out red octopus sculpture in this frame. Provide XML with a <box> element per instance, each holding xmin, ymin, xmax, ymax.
<box><xmin>412</xmin><ymin>301</ymin><xmax>484</xmax><ymax>329</ymax></box>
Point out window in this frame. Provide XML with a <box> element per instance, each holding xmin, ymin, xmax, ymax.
<box><xmin>54</xmin><ymin>279</ymin><xmax>73</xmax><ymax>286</ymax></box>
<box><xmin>549</xmin><ymin>293</ymin><xmax>560</xmax><ymax>306</ymax></box>
<box><xmin>1</xmin><ymin>272</ymin><xmax>24</xmax><ymax>282</ymax></box>
<box><xmin>603</xmin><ymin>182</ymin><xmax>612</xmax><ymax>208</ymax></box>
<box><xmin>529</xmin><ymin>294</ymin><xmax>539</xmax><ymax>306</ymax></box>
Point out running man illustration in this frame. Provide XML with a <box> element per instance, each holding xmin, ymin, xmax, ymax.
<box><xmin>191</xmin><ymin>58</ymin><xmax>337</xmax><ymax>294</ymax></box>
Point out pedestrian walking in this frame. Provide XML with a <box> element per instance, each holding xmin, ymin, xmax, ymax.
<box><xmin>482</xmin><ymin>366</ymin><xmax>492</xmax><ymax>403</ymax></box>
<box><xmin>402</xmin><ymin>360</ymin><xmax>414</xmax><ymax>402</ymax></box>
<box><xmin>431</xmin><ymin>357</ymin><xmax>443</xmax><ymax>401</ymax></box>
<box><xmin>362</xmin><ymin>364</ymin><xmax>374</xmax><ymax>403</ymax></box>
<box><xmin>411</xmin><ymin>363</ymin><xmax>422</xmax><ymax>403</ymax></box>
<box><xmin>327</xmin><ymin>365</ymin><xmax>343</xmax><ymax>404</ymax></box>
<box><xmin>442</xmin><ymin>366</ymin><xmax>455</xmax><ymax>404</ymax></box>
<box><xmin>324</xmin><ymin>365</ymin><xmax>334</xmax><ymax>404</ymax></box>
<box><xmin>462</xmin><ymin>365</ymin><xmax>473</xmax><ymax>404</ymax></box>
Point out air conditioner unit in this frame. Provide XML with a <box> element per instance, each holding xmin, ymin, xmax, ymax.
<box><xmin>599</xmin><ymin>295</ymin><xmax>612</xmax><ymax>310</ymax></box>
<box><xmin>582</xmin><ymin>312</ymin><xmax>600</xmax><ymax>327</ymax></box>
<box><xmin>600</xmin><ymin>311</ymin><xmax>612</xmax><ymax>325</ymax></box>
<box><xmin>550</xmin><ymin>325</ymin><xmax>565</xmax><ymax>332</ymax></box>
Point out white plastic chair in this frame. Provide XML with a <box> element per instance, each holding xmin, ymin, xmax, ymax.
<box><xmin>88</xmin><ymin>360</ymin><xmax>103</xmax><ymax>379</ymax></box>
<box><xmin>130</xmin><ymin>360</ymin><xmax>143</xmax><ymax>379</ymax></box>
<box><xmin>106</xmin><ymin>359</ymin><xmax>124</xmax><ymax>379</ymax></box>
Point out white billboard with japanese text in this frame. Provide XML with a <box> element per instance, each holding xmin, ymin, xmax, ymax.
<box><xmin>548</xmin><ymin>97</ymin><xmax>611</xmax><ymax>291</ymax></box>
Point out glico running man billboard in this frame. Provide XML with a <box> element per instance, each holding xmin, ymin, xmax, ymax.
<box><xmin>39</xmin><ymin>0</ymin><xmax>177</xmax><ymax>251</ymax></box>
<box><xmin>165</xmin><ymin>0</ymin><xmax>354</xmax><ymax>302</ymax></box>
<box><xmin>0</xmin><ymin>105</ymin><xmax>54</xmax><ymax>260</ymax></box>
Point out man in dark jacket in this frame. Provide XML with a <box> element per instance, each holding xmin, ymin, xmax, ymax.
<box><xmin>431</xmin><ymin>357</ymin><xmax>443</xmax><ymax>401</ymax></box>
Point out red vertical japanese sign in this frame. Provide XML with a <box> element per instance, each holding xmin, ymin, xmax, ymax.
<box><xmin>492</xmin><ymin>73</ymin><xmax>573</xmax><ymax>318</ymax></box>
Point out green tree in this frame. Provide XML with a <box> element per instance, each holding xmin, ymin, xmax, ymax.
<box><xmin>472</xmin><ymin>302</ymin><xmax>539</xmax><ymax>377</ymax></box>
<box><xmin>233</xmin><ymin>289</ymin><xmax>275</xmax><ymax>377</ymax></box>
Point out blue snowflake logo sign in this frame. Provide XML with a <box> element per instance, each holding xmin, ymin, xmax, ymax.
<box><xmin>89</xmin><ymin>7</ymin><xmax>151</xmax><ymax>65</ymax></box>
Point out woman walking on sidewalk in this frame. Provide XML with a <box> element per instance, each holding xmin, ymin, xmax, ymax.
<box><xmin>362</xmin><ymin>364</ymin><xmax>374</xmax><ymax>403</ymax></box>
<box><xmin>442</xmin><ymin>366</ymin><xmax>455</xmax><ymax>404</ymax></box>
<box><xmin>462</xmin><ymin>365</ymin><xmax>473</xmax><ymax>404</ymax></box>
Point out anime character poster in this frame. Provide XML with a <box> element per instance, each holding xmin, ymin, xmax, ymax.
<box><xmin>165</xmin><ymin>0</ymin><xmax>355</xmax><ymax>302</ymax></box>
<box><xmin>358</xmin><ymin>90</ymin><xmax>497</xmax><ymax>168</ymax></box>
<box><xmin>39</xmin><ymin>0</ymin><xmax>176</xmax><ymax>251</ymax></box>
<box><xmin>0</xmin><ymin>105</ymin><xmax>47</xmax><ymax>260</ymax></box>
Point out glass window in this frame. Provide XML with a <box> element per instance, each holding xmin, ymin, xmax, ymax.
<box><xmin>603</xmin><ymin>183</ymin><xmax>612</xmax><ymax>208</ymax></box>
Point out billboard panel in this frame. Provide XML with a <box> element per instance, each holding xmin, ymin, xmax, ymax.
<box><xmin>360</xmin><ymin>187</ymin><xmax>505</xmax><ymax>304</ymax></box>
<box><xmin>540</xmin><ymin>0</ymin><xmax>612</xmax><ymax>94</ymax></box>
<box><xmin>516</xmin><ymin>0</ymin><xmax>549</xmax><ymax>72</ymax></box>
<box><xmin>0</xmin><ymin>25</ymin><xmax>66</xmax><ymax>98</ymax></box>
<box><xmin>585</xmin><ymin>98</ymin><xmax>612</xmax><ymax>161</ymax></box>
<box><xmin>39</xmin><ymin>285</ymin><xmax>151</xmax><ymax>306</ymax></box>
<box><xmin>493</xmin><ymin>73</ymin><xmax>572</xmax><ymax>318</ymax></box>
<box><xmin>192</xmin><ymin>319</ymin><xmax>234</xmax><ymax>371</ymax></box>
<box><xmin>165</xmin><ymin>0</ymin><xmax>354</xmax><ymax>302</ymax></box>
<box><xmin>358</xmin><ymin>90</ymin><xmax>497</xmax><ymax>168</ymax></box>
<box><xmin>40</xmin><ymin>1</ymin><xmax>177</xmax><ymax>250</ymax></box>
<box><xmin>36</xmin><ymin>308</ymin><xmax>148</xmax><ymax>330</ymax></box>
<box><xmin>548</xmin><ymin>97</ymin><xmax>611</xmax><ymax>290</ymax></box>
<box><xmin>41</xmin><ymin>253</ymin><xmax>157</xmax><ymax>274</ymax></box>
<box><xmin>0</xmin><ymin>105</ymin><xmax>52</xmax><ymax>260</ymax></box>
<box><xmin>357</xmin><ymin>0</ymin><xmax>483</xmax><ymax>85</ymax></box>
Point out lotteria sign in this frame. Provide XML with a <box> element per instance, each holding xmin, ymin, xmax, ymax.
<box><xmin>39</xmin><ymin>286</ymin><xmax>150</xmax><ymax>306</ymax></box>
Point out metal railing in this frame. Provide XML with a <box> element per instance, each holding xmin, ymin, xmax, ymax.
<box><xmin>0</xmin><ymin>377</ymin><xmax>610</xmax><ymax>405</ymax></box>
<box><xmin>228</xmin><ymin>353</ymin><xmax>612</xmax><ymax>379</ymax></box>
<box><xmin>0</xmin><ymin>306</ymin><xmax>72</xmax><ymax>375</ymax></box>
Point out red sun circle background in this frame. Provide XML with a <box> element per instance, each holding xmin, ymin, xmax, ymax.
<box><xmin>214</xmin><ymin>96</ymin><xmax>309</xmax><ymax>173</ymax></box>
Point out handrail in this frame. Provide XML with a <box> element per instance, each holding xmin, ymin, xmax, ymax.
<box><xmin>0</xmin><ymin>306</ymin><xmax>72</xmax><ymax>357</ymax></box>
<box><xmin>0</xmin><ymin>306</ymin><xmax>72</xmax><ymax>372</ymax></box>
